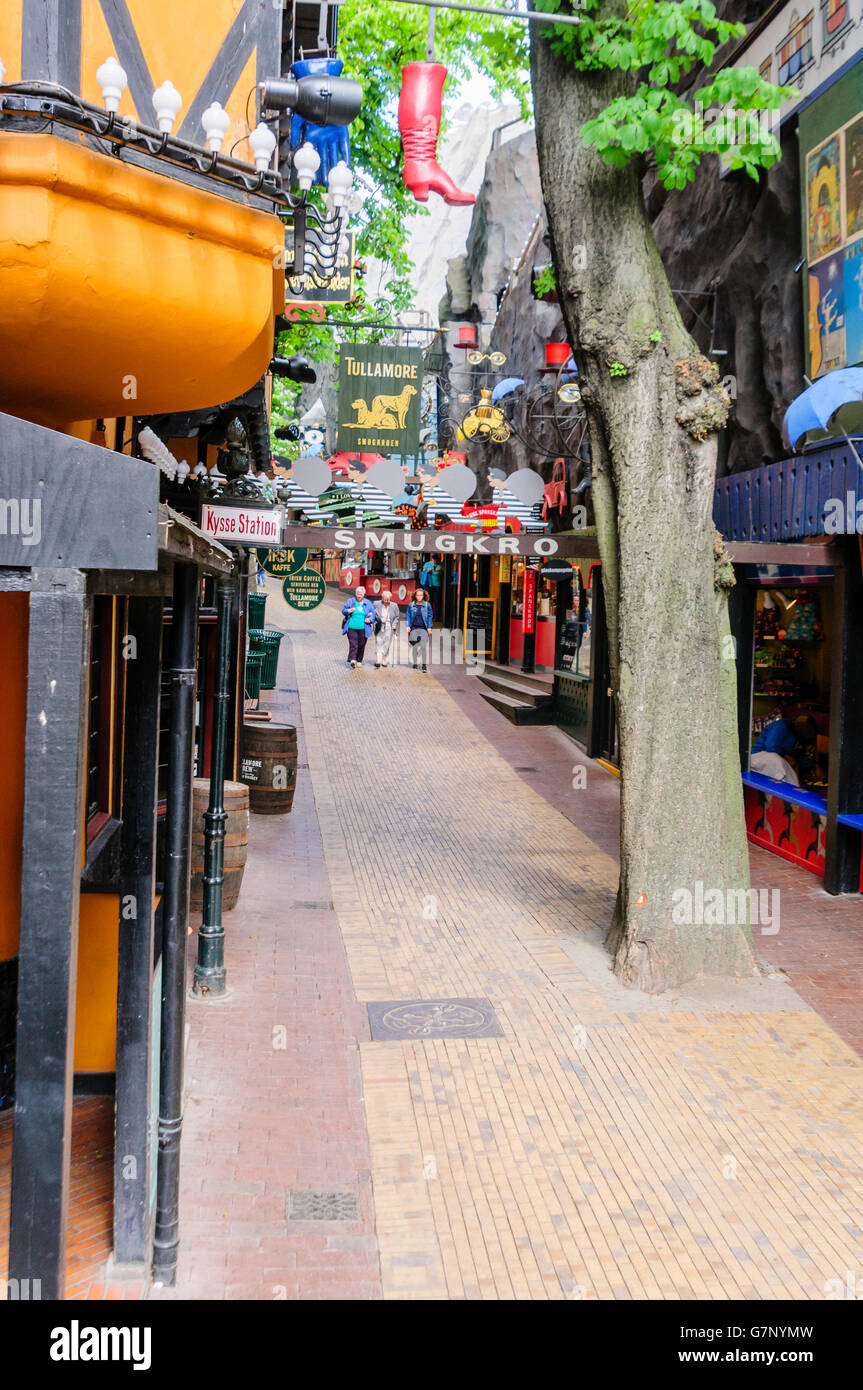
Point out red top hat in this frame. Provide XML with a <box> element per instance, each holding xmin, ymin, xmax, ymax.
<box><xmin>541</xmin><ymin>342</ymin><xmax>571</xmax><ymax>371</ymax></box>
<box><xmin>455</xmin><ymin>324</ymin><xmax>478</xmax><ymax>349</ymax></box>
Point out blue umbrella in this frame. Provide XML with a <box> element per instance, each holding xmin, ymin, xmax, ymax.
<box><xmin>783</xmin><ymin>367</ymin><xmax>863</xmax><ymax>450</ymax></box>
<box><xmin>491</xmin><ymin>377</ymin><xmax>524</xmax><ymax>403</ymax></box>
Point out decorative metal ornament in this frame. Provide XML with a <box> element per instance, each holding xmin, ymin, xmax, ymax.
<box><xmin>466</xmin><ymin>349</ymin><xmax>507</xmax><ymax>367</ymax></box>
<box><xmin>460</xmin><ymin>387</ymin><xmax>511</xmax><ymax>443</ymax></box>
<box><xmin>212</xmin><ymin>417</ymin><xmax>261</xmax><ymax>497</ymax></box>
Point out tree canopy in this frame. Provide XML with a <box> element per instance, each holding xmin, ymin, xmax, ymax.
<box><xmin>272</xmin><ymin>0</ymin><xmax>794</xmax><ymax>448</ymax></box>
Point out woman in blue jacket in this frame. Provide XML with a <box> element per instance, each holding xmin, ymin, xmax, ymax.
<box><xmin>405</xmin><ymin>588</ymin><xmax>434</xmax><ymax>672</ymax></box>
<box><xmin>341</xmin><ymin>586</ymin><xmax>376</xmax><ymax>668</ymax></box>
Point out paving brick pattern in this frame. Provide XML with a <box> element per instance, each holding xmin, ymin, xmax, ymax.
<box><xmin>0</xmin><ymin>1097</ymin><xmax>143</xmax><ymax>1300</ymax></box>
<box><xmin>149</xmin><ymin>638</ymin><xmax>381</xmax><ymax>1301</ymax></box>
<box><xmin>433</xmin><ymin>659</ymin><xmax>863</xmax><ymax>1058</ymax></box>
<box><xmin>282</xmin><ymin>587</ymin><xmax>863</xmax><ymax>1300</ymax></box>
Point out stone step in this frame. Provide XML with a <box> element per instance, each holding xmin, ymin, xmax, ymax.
<box><xmin>481</xmin><ymin>661</ymin><xmax>554</xmax><ymax>694</ymax></box>
<box><xmin>476</xmin><ymin>671</ymin><xmax>554</xmax><ymax>707</ymax></box>
<box><xmin>479</xmin><ymin>689</ymin><xmax>555</xmax><ymax>726</ymax></box>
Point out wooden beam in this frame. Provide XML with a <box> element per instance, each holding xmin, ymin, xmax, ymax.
<box><xmin>825</xmin><ymin>536</ymin><xmax>863</xmax><ymax>894</ymax></box>
<box><xmin>0</xmin><ymin>410</ymin><xmax>158</xmax><ymax>571</ymax></box>
<box><xmin>728</xmin><ymin>576</ymin><xmax>756</xmax><ymax>768</ymax></box>
<box><xmin>9</xmin><ymin>570</ymin><xmax>90</xmax><ymax>1301</ymax></box>
<box><xmin>725</xmin><ymin>540</ymin><xmax>843</xmax><ymax>567</ymax></box>
<box><xmin>159</xmin><ymin>505</ymin><xmax>235</xmax><ymax>575</ymax></box>
<box><xmin>113</xmin><ymin>597</ymin><xmax>163</xmax><ymax>1269</ymax></box>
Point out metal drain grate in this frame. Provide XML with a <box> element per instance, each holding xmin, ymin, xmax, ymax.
<box><xmin>288</xmin><ymin>899</ymin><xmax>334</xmax><ymax>911</ymax></box>
<box><xmin>287</xmin><ymin>1191</ymin><xmax>360</xmax><ymax>1221</ymax></box>
<box><xmin>515</xmin><ymin>766</ymin><xmax>539</xmax><ymax>773</ymax></box>
<box><xmin>367</xmin><ymin>998</ymin><xmax>504</xmax><ymax>1040</ymax></box>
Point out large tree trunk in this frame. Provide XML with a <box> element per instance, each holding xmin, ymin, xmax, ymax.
<box><xmin>530</xmin><ymin>24</ymin><xmax>754</xmax><ymax>991</ymax></box>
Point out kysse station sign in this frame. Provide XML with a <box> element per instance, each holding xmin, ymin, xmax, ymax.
<box><xmin>200</xmin><ymin>503</ymin><xmax>283</xmax><ymax>547</ymax></box>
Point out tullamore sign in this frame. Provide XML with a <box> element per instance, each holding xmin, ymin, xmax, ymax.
<box><xmin>336</xmin><ymin>343</ymin><xmax>423</xmax><ymax>455</ymax></box>
<box><xmin>282</xmin><ymin>566</ymin><xmax>326</xmax><ymax>610</ymax></box>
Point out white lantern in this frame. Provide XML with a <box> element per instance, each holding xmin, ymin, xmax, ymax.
<box><xmin>201</xmin><ymin>102</ymin><xmax>230</xmax><ymax>154</ymax></box>
<box><xmin>327</xmin><ymin>160</ymin><xmax>353</xmax><ymax>210</ymax></box>
<box><xmin>293</xmin><ymin>141</ymin><xmax>321</xmax><ymax>192</ymax></box>
<box><xmin>96</xmin><ymin>55</ymin><xmax>127</xmax><ymax>113</ymax></box>
<box><xmin>152</xmin><ymin>80</ymin><xmax>182</xmax><ymax>134</ymax></box>
<box><xmin>248</xmin><ymin>122</ymin><xmax>277</xmax><ymax>172</ymax></box>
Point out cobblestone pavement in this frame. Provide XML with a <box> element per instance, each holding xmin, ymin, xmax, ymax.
<box><xmin>277</xmin><ymin>586</ymin><xmax>863</xmax><ymax>1301</ymax></box>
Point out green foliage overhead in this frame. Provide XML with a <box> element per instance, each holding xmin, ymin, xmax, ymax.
<box><xmin>271</xmin><ymin>0</ymin><xmax>529</xmax><ymax>449</ymax></box>
<box><xmin>534</xmin><ymin>0</ymin><xmax>797</xmax><ymax>186</ymax></box>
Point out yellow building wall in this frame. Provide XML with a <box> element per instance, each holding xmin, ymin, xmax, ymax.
<box><xmin>1</xmin><ymin>1</ymin><xmax>270</xmax><ymax>163</ymax></box>
<box><xmin>74</xmin><ymin>895</ymin><xmax>120</xmax><ymax>1073</ymax></box>
<box><xmin>0</xmin><ymin>595</ymin><xmax>27</xmax><ymax>963</ymax></box>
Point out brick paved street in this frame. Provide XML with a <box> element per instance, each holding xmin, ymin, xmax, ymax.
<box><xmin>150</xmin><ymin>581</ymin><xmax>863</xmax><ymax>1302</ymax></box>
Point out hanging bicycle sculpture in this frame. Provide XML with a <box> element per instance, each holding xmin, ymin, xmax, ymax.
<box><xmin>460</xmin><ymin>387</ymin><xmax>512</xmax><ymax>443</ymax></box>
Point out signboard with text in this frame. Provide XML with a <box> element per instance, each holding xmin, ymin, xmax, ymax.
<box><xmin>282</xmin><ymin>567</ymin><xmax>326</xmax><ymax>610</ymax></box>
<box><xmin>336</xmin><ymin>343</ymin><xmax>423</xmax><ymax>454</ymax></box>
<box><xmin>257</xmin><ymin>545</ymin><xmax>307</xmax><ymax>577</ymax></box>
<box><xmin>277</xmin><ymin>525</ymin><xmax>595</xmax><ymax>559</ymax></box>
<box><xmin>285</xmin><ymin>231</ymin><xmax>355</xmax><ymax>306</ymax></box>
<box><xmin>463</xmin><ymin>597</ymin><xmax>496</xmax><ymax>659</ymax></box>
<box><xmin>522</xmin><ymin>568</ymin><xmax>537</xmax><ymax>635</ymax></box>
<box><xmin>200</xmin><ymin>503</ymin><xmax>283</xmax><ymax>547</ymax></box>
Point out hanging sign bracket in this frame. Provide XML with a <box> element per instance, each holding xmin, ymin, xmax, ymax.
<box><xmin>294</xmin><ymin>0</ymin><xmax>585</xmax><ymax>30</ymax></box>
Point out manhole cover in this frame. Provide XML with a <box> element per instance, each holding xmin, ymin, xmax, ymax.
<box><xmin>367</xmin><ymin>998</ymin><xmax>504</xmax><ymax>1040</ymax></box>
<box><xmin>287</xmin><ymin>1191</ymin><xmax>359</xmax><ymax>1221</ymax></box>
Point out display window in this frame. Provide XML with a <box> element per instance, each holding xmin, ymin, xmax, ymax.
<box><xmin>749</xmin><ymin>586</ymin><xmax>832</xmax><ymax>796</ymax></box>
<box><xmin>557</xmin><ymin>571</ymin><xmax>592</xmax><ymax>677</ymax></box>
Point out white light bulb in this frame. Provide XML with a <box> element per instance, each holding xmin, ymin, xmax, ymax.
<box><xmin>201</xmin><ymin>101</ymin><xmax>230</xmax><ymax>153</ymax></box>
<box><xmin>293</xmin><ymin>141</ymin><xmax>321</xmax><ymax>192</ymax></box>
<box><xmin>326</xmin><ymin>159</ymin><xmax>353</xmax><ymax>210</ymax></box>
<box><xmin>152</xmin><ymin>80</ymin><xmax>182</xmax><ymax>134</ymax></box>
<box><xmin>96</xmin><ymin>55</ymin><xmax>127</xmax><ymax>113</ymax></box>
<box><xmin>248</xmin><ymin>122</ymin><xmax>277</xmax><ymax>171</ymax></box>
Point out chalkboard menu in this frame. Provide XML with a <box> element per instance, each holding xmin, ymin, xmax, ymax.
<box><xmin>559</xmin><ymin>620</ymin><xmax>581</xmax><ymax>671</ymax></box>
<box><xmin>463</xmin><ymin>597</ymin><xmax>496</xmax><ymax>657</ymax></box>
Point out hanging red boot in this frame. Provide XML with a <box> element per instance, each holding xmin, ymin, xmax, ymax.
<box><xmin>398</xmin><ymin>63</ymin><xmax>475</xmax><ymax>207</ymax></box>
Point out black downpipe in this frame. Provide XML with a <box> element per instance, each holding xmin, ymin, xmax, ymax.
<box><xmin>192</xmin><ymin>570</ymin><xmax>237</xmax><ymax>998</ymax></box>
<box><xmin>153</xmin><ymin>563</ymin><xmax>199</xmax><ymax>1284</ymax></box>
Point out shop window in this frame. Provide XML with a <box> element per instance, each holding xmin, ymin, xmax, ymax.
<box><xmin>750</xmin><ymin>586</ymin><xmax>831</xmax><ymax>792</ymax></box>
<box><xmin>558</xmin><ymin>575</ymin><xmax>592</xmax><ymax>677</ymax></box>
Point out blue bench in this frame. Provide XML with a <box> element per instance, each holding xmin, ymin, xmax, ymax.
<box><xmin>741</xmin><ymin>771</ymin><xmax>827</xmax><ymax>816</ymax></box>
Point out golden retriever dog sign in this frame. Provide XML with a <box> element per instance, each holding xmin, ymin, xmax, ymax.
<box><xmin>337</xmin><ymin>344</ymin><xmax>423</xmax><ymax>454</ymax></box>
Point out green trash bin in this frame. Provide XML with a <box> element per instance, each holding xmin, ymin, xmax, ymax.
<box><xmin>258</xmin><ymin>628</ymin><xmax>283</xmax><ymax>689</ymax></box>
<box><xmin>245</xmin><ymin>650</ymin><xmax>264</xmax><ymax>702</ymax></box>
<box><xmin>248</xmin><ymin>628</ymin><xmax>267</xmax><ymax>653</ymax></box>
<box><xmin>248</xmin><ymin>591</ymin><xmax>267</xmax><ymax>629</ymax></box>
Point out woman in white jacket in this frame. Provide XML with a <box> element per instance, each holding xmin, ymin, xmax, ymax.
<box><xmin>373</xmin><ymin>590</ymin><xmax>400</xmax><ymax>669</ymax></box>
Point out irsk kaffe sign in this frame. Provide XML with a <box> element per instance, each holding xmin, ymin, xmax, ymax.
<box><xmin>336</xmin><ymin>344</ymin><xmax>422</xmax><ymax>455</ymax></box>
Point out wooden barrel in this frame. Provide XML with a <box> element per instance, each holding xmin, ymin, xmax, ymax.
<box><xmin>190</xmin><ymin>779</ymin><xmax>249</xmax><ymax>911</ymax></box>
<box><xmin>241</xmin><ymin>722</ymin><xmax>298</xmax><ymax>814</ymax></box>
